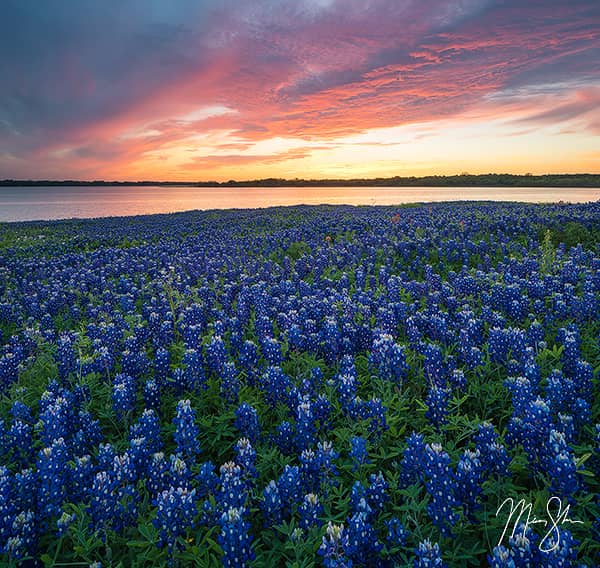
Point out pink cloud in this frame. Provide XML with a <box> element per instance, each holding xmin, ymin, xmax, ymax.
<box><xmin>2</xmin><ymin>0</ymin><xmax>598</xmax><ymax>179</ymax></box>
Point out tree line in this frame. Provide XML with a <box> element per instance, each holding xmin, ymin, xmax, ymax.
<box><xmin>1</xmin><ymin>173</ymin><xmax>599</xmax><ymax>187</ymax></box>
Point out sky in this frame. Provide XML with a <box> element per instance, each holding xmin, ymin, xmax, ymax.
<box><xmin>0</xmin><ymin>0</ymin><xmax>599</xmax><ymax>181</ymax></box>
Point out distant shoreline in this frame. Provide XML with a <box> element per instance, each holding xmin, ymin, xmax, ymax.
<box><xmin>2</xmin><ymin>173</ymin><xmax>600</xmax><ymax>188</ymax></box>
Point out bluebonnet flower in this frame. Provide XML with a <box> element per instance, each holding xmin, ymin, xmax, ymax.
<box><xmin>122</xmin><ymin>348</ymin><xmax>150</xmax><ymax>380</ymax></box>
<box><xmin>196</xmin><ymin>461</ymin><xmax>219</xmax><ymax>499</ymax></box>
<box><xmin>414</xmin><ymin>539</ymin><xmax>446</xmax><ymax>568</ymax></box>
<box><xmin>309</xmin><ymin>366</ymin><xmax>324</xmax><ymax>391</ymax></box>
<box><xmin>220</xmin><ymin>361</ymin><xmax>240</xmax><ymax>404</ymax></box>
<box><xmin>423</xmin><ymin>443</ymin><xmax>459</xmax><ymax>536</ymax></box>
<box><xmin>487</xmin><ymin>545</ymin><xmax>515</xmax><ymax>568</ymax></box>
<box><xmin>130</xmin><ymin>408</ymin><xmax>162</xmax><ymax>455</ymax></box>
<box><xmin>527</xmin><ymin>319</ymin><xmax>544</xmax><ymax>348</ymax></box>
<box><xmin>369</xmin><ymin>333</ymin><xmax>409</xmax><ymax>384</ymax></box>
<box><xmin>488</xmin><ymin>327</ymin><xmax>513</xmax><ymax>365</ymax></box>
<box><xmin>316</xmin><ymin>441</ymin><xmax>339</xmax><ymax>487</ymax></box>
<box><xmin>537</xmin><ymin>526</ymin><xmax>579</xmax><ymax>566</ymax></box>
<box><xmin>425</xmin><ymin>386</ymin><xmax>450</xmax><ymax>430</ymax></box>
<box><xmin>73</xmin><ymin>409</ymin><xmax>103</xmax><ymax>456</ymax></box>
<box><xmin>0</xmin><ymin>352</ymin><xmax>20</xmax><ymax>390</ymax></box>
<box><xmin>320</xmin><ymin>317</ymin><xmax>341</xmax><ymax>363</ymax></box>
<box><xmin>545</xmin><ymin>369</ymin><xmax>575</xmax><ymax>415</ymax></box>
<box><xmin>349</xmin><ymin>480</ymin><xmax>369</xmax><ymax>515</ymax></box>
<box><xmin>465</xmin><ymin>346</ymin><xmax>483</xmax><ymax>370</ymax></box>
<box><xmin>455</xmin><ymin>449</ymin><xmax>484</xmax><ymax>518</ymax></box>
<box><xmin>287</xmin><ymin>324</ymin><xmax>306</xmax><ymax>352</ymax></box>
<box><xmin>176</xmin><ymin>348</ymin><xmax>206</xmax><ymax>392</ymax></box>
<box><xmin>207</xmin><ymin>335</ymin><xmax>228</xmax><ymax>373</ymax></box>
<box><xmin>218</xmin><ymin>507</ymin><xmax>254</xmax><ymax>568</ymax></box>
<box><xmin>506</xmin><ymin>523</ymin><xmax>540</xmax><ymax>567</ymax></box>
<box><xmin>366</xmin><ymin>472</ymin><xmax>389</xmax><ymax>516</ymax></box>
<box><xmin>422</xmin><ymin>343</ymin><xmax>447</xmax><ymax>387</ymax></box>
<box><xmin>345</xmin><ymin>509</ymin><xmax>383</xmax><ymax>566</ymax></box>
<box><xmin>504</xmin><ymin>376</ymin><xmax>535</xmax><ymax>415</ymax></box>
<box><xmin>300</xmin><ymin>448</ymin><xmax>322</xmax><ymax>493</ymax></box>
<box><xmin>572</xmin><ymin>396</ymin><xmax>591</xmax><ymax>428</ymax></box>
<box><xmin>143</xmin><ymin>379</ymin><xmax>161</xmax><ymax>410</ymax></box>
<box><xmin>335</xmin><ymin>373</ymin><xmax>357</xmax><ymax>410</ymax></box>
<box><xmin>57</xmin><ymin>511</ymin><xmax>76</xmax><ymax>537</ymax></box>
<box><xmin>556</xmin><ymin>413</ymin><xmax>575</xmax><ymax>444</ymax></box>
<box><xmin>385</xmin><ymin>517</ymin><xmax>409</xmax><ymax>548</ymax></box>
<box><xmin>558</xmin><ymin>326</ymin><xmax>580</xmax><ymax>376</ymax></box>
<box><xmin>9</xmin><ymin>419</ymin><xmax>33</xmax><ymax>466</ymax></box>
<box><xmin>519</xmin><ymin>397</ymin><xmax>553</xmax><ymax>469</ymax></box>
<box><xmin>546</xmin><ymin>430</ymin><xmax>579</xmax><ymax>500</ymax></box>
<box><xmin>295</xmin><ymin>397</ymin><xmax>316</xmax><ymax>452</ymax></box>
<box><xmin>234</xmin><ymin>438</ymin><xmax>257</xmax><ymax>483</ymax></box>
<box><xmin>399</xmin><ymin>432</ymin><xmax>426</xmax><ymax>488</ymax></box>
<box><xmin>261</xmin><ymin>365</ymin><xmax>293</xmax><ymax>407</ymax></box>
<box><xmin>169</xmin><ymin>455</ymin><xmax>193</xmax><ymax>490</ymax></box>
<box><xmin>218</xmin><ymin>462</ymin><xmax>247</xmax><ymax>511</ymax></box>
<box><xmin>56</xmin><ymin>333</ymin><xmax>77</xmax><ymax>382</ymax></box>
<box><xmin>318</xmin><ymin>522</ymin><xmax>351</xmax><ymax>568</ymax></box>
<box><xmin>474</xmin><ymin>423</ymin><xmax>510</xmax><ymax>477</ymax></box>
<box><xmin>572</xmin><ymin>359</ymin><xmax>593</xmax><ymax>402</ymax></box>
<box><xmin>275</xmin><ymin>421</ymin><xmax>295</xmax><ymax>455</ymax></box>
<box><xmin>298</xmin><ymin>493</ymin><xmax>323</xmax><ymax>530</ymax></box>
<box><xmin>153</xmin><ymin>486</ymin><xmax>197</xmax><ymax>554</ymax></box>
<box><xmin>255</xmin><ymin>315</ymin><xmax>273</xmax><ymax>337</ymax></box>
<box><xmin>10</xmin><ymin>401</ymin><xmax>32</xmax><ymax>423</ymax></box>
<box><xmin>450</xmin><ymin>369</ymin><xmax>466</xmax><ymax>391</ymax></box>
<box><xmin>238</xmin><ymin>340</ymin><xmax>259</xmax><ymax>384</ymax></box>
<box><xmin>69</xmin><ymin>454</ymin><xmax>95</xmax><ymax>502</ymax></box>
<box><xmin>313</xmin><ymin>394</ymin><xmax>332</xmax><ymax>431</ymax></box>
<box><xmin>97</xmin><ymin>443</ymin><xmax>116</xmax><ymax>471</ymax></box>
<box><xmin>37</xmin><ymin>438</ymin><xmax>69</xmax><ymax>521</ymax></box>
<box><xmin>154</xmin><ymin>346</ymin><xmax>171</xmax><ymax>388</ymax></box>
<box><xmin>234</xmin><ymin>403</ymin><xmax>260</xmax><ymax>444</ymax></box>
<box><xmin>38</xmin><ymin>394</ymin><xmax>73</xmax><ymax>446</ymax></box>
<box><xmin>0</xmin><ymin>466</ymin><xmax>16</xmax><ymax>545</ymax></box>
<box><xmin>349</xmin><ymin>436</ymin><xmax>370</xmax><ymax>470</ymax></box>
<box><xmin>112</xmin><ymin>374</ymin><xmax>136</xmax><ymax>419</ymax></box>
<box><xmin>113</xmin><ymin>451</ymin><xmax>138</xmax><ymax>484</ymax></box>
<box><xmin>173</xmin><ymin>399</ymin><xmax>200</xmax><ymax>461</ymax></box>
<box><xmin>182</xmin><ymin>323</ymin><xmax>203</xmax><ymax>351</ymax></box>
<box><xmin>88</xmin><ymin>470</ymin><xmax>136</xmax><ymax>536</ymax></box>
<box><xmin>146</xmin><ymin>452</ymin><xmax>170</xmax><ymax>497</ymax></box>
<box><xmin>277</xmin><ymin>464</ymin><xmax>303</xmax><ymax>517</ymax></box>
<box><xmin>261</xmin><ymin>480</ymin><xmax>283</xmax><ymax>527</ymax></box>
<box><xmin>260</xmin><ymin>335</ymin><xmax>283</xmax><ymax>366</ymax></box>
<box><xmin>361</xmin><ymin>397</ymin><xmax>388</xmax><ymax>438</ymax></box>
<box><xmin>406</xmin><ymin>316</ymin><xmax>422</xmax><ymax>347</ymax></box>
<box><xmin>3</xmin><ymin>510</ymin><xmax>37</xmax><ymax>562</ymax></box>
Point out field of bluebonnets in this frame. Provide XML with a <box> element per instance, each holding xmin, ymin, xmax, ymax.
<box><xmin>0</xmin><ymin>201</ymin><xmax>599</xmax><ymax>567</ymax></box>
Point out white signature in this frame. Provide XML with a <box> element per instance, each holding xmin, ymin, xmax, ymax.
<box><xmin>496</xmin><ymin>496</ymin><xmax>584</xmax><ymax>553</ymax></box>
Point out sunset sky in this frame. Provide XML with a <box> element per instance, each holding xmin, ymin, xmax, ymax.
<box><xmin>1</xmin><ymin>0</ymin><xmax>599</xmax><ymax>181</ymax></box>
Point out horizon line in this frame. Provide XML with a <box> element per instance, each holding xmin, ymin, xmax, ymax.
<box><xmin>2</xmin><ymin>172</ymin><xmax>600</xmax><ymax>187</ymax></box>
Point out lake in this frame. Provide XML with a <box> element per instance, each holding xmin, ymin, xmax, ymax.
<box><xmin>1</xmin><ymin>185</ymin><xmax>599</xmax><ymax>222</ymax></box>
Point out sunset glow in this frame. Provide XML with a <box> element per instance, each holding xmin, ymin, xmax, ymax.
<box><xmin>1</xmin><ymin>1</ymin><xmax>599</xmax><ymax>180</ymax></box>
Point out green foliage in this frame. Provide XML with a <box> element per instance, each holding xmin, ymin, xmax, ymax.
<box><xmin>286</xmin><ymin>241</ymin><xmax>312</xmax><ymax>260</ymax></box>
<box><xmin>542</xmin><ymin>221</ymin><xmax>598</xmax><ymax>250</ymax></box>
<box><xmin>539</xmin><ymin>229</ymin><xmax>556</xmax><ymax>275</ymax></box>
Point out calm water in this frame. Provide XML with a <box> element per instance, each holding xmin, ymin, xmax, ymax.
<box><xmin>1</xmin><ymin>185</ymin><xmax>599</xmax><ymax>222</ymax></box>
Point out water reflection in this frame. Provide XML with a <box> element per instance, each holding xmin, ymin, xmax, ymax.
<box><xmin>1</xmin><ymin>185</ymin><xmax>599</xmax><ymax>222</ymax></box>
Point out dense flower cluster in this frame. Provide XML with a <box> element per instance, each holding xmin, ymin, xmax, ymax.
<box><xmin>0</xmin><ymin>202</ymin><xmax>598</xmax><ymax>566</ymax></box>
<box><xmin>152</xmin><ymin>486</ymin><xmax>196</xmax><ymax>554</ymax></box>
